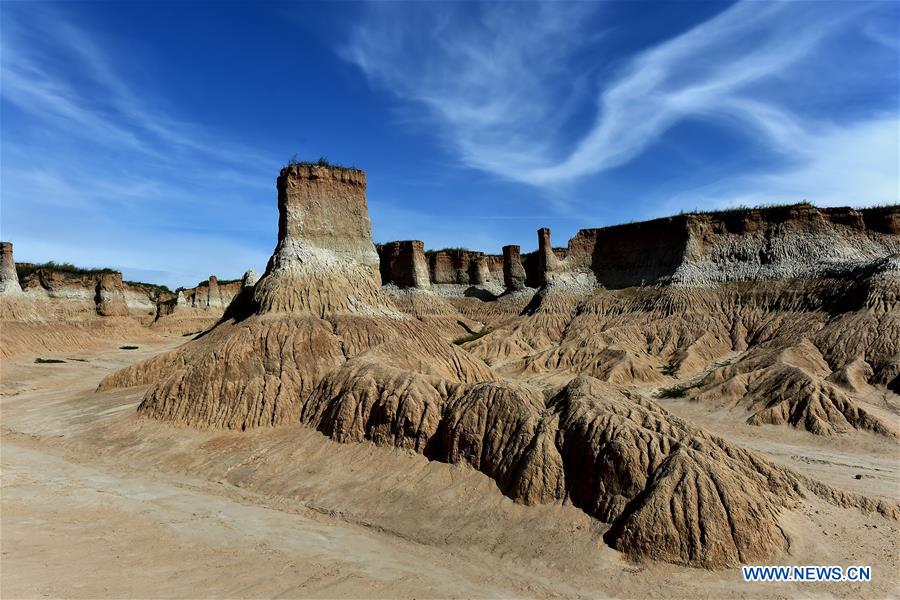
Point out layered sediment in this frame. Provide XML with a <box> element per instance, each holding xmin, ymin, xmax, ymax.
<box><xmin>554</xmin><ymin>204</ymin><xmax>899</xmax><ymax>289</ymax></box>
<box><xmin>96</xmin><ymin>273</ymin><xmax>129</xmax><ymax>317</ymax></box>
<box><xmin>102</xmin><ymin>164</ymin><xmax>492</xmax><ymax>430</ymax></box>
<box><xmin>427</xmin><ymin>249</ymin><xmax>502</xmax><ymax>286</ymax></box>
<box><xmin>0</xmin><ymin>242</ymin><xmax>23</xmax><ymax>295</ymax></box>
<box><xmin>1</xmin><ymin>260</ymin><xmax>160</xmax><ymax>358</ymax></box>
<box><xmin>152</xmin><ymin>275</ymin><xmax>242</xmax><ymax>335</ymax></box>
<box><xmin>503</xmin><ymin>245</ymin><xmax>527</xmax><ymax>292</ymax></box>
<box><xmin>97</xmin><ymin>168</ymin><xmax>898</xmax><ymax>570</ymax></box>
<box><xmin>378</xmin><ymin>240</ymin><xmax>431</xmax><ymax>289</ymax></box>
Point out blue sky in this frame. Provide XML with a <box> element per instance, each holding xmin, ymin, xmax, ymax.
<box><xmin>1</xmin><ymin>1</ymin><xmax>897</xmax><ymax>288</ymax></box>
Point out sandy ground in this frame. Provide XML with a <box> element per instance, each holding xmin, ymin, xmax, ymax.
<box><xmin>2</xmin><ymin>340</ymin><xmax>899</xmax><ymax>599</ymax></box>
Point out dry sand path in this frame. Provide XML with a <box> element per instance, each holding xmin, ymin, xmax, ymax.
<box><xmin>2</xmin><ymin>341</ymin><xmax>898</xmax><ymax>599</ymax></box>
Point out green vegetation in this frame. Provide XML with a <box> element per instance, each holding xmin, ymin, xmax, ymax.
<box><xmin>16</xmin><ymin>261</ymin><xmax>116</xmax><ymax>280</ymax></box>
<box><xmin>661</xmin><ymin>361</ymin><xmax>680</xmax><ymax>376</ymax></box>
<box><xmin>124</xmin><ymin>280</ymin><xmax>173</xmax><ymax>295</ymax></box>
<box><xmin>678</xmin><ymin>201</ymin><xmax>814</xmax><ymax>218</ymax></box>
<box><xmin>453</xmin><ymin>329</ymin><xmax>492</xmax><ymax>345</ymax></box>
<box><xmin>657</xmin><ymin>380</ymin><xmax>702</xmax><ymax>399</ymax></box>
<box><xmin>285</xmin><ymin>155</ymin><xmax>359</xmax><ymax>171</ymax></box>
<box><xmin>425</xmin><ymin>247</ymin><xmax>473</xmax><ymax>255</ymax></box>
<box><xmin>14</xmin><ymin>261</ymin><xmax>171</xmax><ymax>295</ymax></box>
<box><xmin>657</xmin><ymin>386</ymin><xmax>687</xmax><ymax>399</ymax></box>
<box><xmin>196</xmin><ymin>278</ymin><xmax>241</xmax><ymax>288</ymax></box>
<box><xmin>119</xmin><ymin>345</ymin><xmax>139</xmax><ymax>350</ymax></box>
<box><xmin>34</xmin><ymin>358</ymin><xmax>66</xmax><ymax>364</ymax></box>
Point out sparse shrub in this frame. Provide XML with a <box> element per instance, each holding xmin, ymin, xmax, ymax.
<box><xmin>425</xmin><ymin>247</ymin><xmax>473</xmax><ymax>255</ymax></box>
<box><xmin>453</xmin><ymin>329</ymin><xmax>491</xmax><ymax>345</ymax></box>
<box><xmin>124</xmin><ymin>280</ymin><xmax>173</xmax><ymax>295</ymax></box>
<box><xmin>35</xmin><ymin>358</ymin><xmax>65</xmax><ymax>364</ymax></box>
<box><xmin>661</xmin><ymin>361</ymin><xmax>680</xmax><ymax>376</ymax></box>
<box><xmin>285</xmin><ymin>155</ymin><xmax>358</xmax><ymax>171</ymax></box>
<box><xmin>658</xmin><ymin>386</ymin><xmax>687</xmax><ymax>399</ymax></box>
<box><xmin>119</xmin><ymin>345</ymin><xmax>139</xmax><ymax>350</ymax></box>
<box><xmin>17</xmin><ymin>261</ymin><xmax>116</xmax><ymax>280</ymax></box>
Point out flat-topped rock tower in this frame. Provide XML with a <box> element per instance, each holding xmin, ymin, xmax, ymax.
<box><xmin>0</xmin><ymin>242</ymin><xmax>23</xmax><ymax>295</ymax></box>
<box><xmin>502</xmin><ymin>244</ymin><xmax>526</xmax><ymax>292</ymax></box>
<box><xmin>253</xmin><ymin>164</ymin><xmax>391</xmax><ymax>316</ymax></box>
<box><xmin>378</xmin><ymin>240</ymin><xmax>431</xmax><ymax>289</ymax></box>
<box><xmin>95</xmin><ymin>272</ymin><xmax>129</xmax><ymax>316</ymax></box>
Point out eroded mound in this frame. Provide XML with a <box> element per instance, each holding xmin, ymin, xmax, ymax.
<box><xmin>465</xmin><ymin>271</ymin><xmax>898</xmax><ymax>437</ymax></box>
<box><xmin>301</xmin><ymin>368</ymin><xmax>803</xmax><ymax>567</ymax></box>
<box><xmin>98</xmin><ymin>170</ymin><xmax>899</xmax><ymax>570</ymax></box>
<box><xmin>100</xmin><ymin>164</ymin><xmax>495</xmax><ymax>429</ymax></box>
<box><xmin>694</xmin><ymin>341</ymin><xmax>895</xmax><ymax>437</ymax></box>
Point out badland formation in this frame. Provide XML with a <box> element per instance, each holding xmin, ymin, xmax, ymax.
<box><xmin>2</xmin><ymin>163</ymin><xmax>899</xmax><ymax>595</ymax></box>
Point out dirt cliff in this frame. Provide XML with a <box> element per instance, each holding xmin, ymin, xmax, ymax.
<box><xmin>378</xmin><ymin>241</ymin><xmax>431</xmax><ymax>289</ymax></box>
<box><xmin>95</xmin><ymin>273</ymin><xmax>129</xmax><ymax>317</ymax></box>
<box><xmin>557</xmin><ymin>204</ymin><xmax>899</xmax><ymax>289</ymax></box>
<box><xmin>95</xmin><ymin>165</ymin><xmax>890</xmax><ymax>570</ymax></box>
<box><xmin>1</xmin><ymin>261</ymin><xmax>159</xmax><ymax>358</ymax></box>
<box><xmin>151</xmin><ymin>275</ymin><xmax>242</xmax><ymax>335</ymax></box>
<box><xmin>0</xmin><ymin>242</ymin><xmax>23</xmax><ymax>295</ymax></box>
<box><xmin>427</xmin><ymin>249</ymin><xmax>503</xmax><ymax>286</ymax></box>
<box><xmin>102</xmin><ymin>163</ymin><xmax>491</xmax><ymax>429</ymax></box>
<box><xmin>502</xmin><ymin>245</ymin><xmax>527</xmax><ymax>292</ymax></box>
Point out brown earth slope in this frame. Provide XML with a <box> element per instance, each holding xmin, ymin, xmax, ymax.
<box><xmin>99</xmin><ymin>169</ymin><xmax>899</xmax><ymax>569</ymax></box>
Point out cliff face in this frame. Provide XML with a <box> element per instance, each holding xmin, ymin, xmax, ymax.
<box><xmin>559</xmin><ymin>204</ymin><xmax>899</xmax><ymax>289</ymax></box>
<box><xmin>252</xmin><ymin>164</ymin><xmax>392</xmax><ymax>315</ymax></box>
<box><xmin>0</xmin><ymin>242</ymin><xmax>23</xmax><ymax>295</ymax></box>
<box><xmin>378</xmin><ymin>241</ymin><xmax>431</xmax><ymax>289</ymax></box>
<box><xmin>152</xmin><ymin>275</ymin><xmax>243</xmax><ymax>335</ymax></box>
<box><xmin>96</xmin><ymin>273</ymin><xmax>129</xmax><ymax>316</ymax></box>
<box><xmin>170</xmin><ymin>277</ymin><xmax>241</xmax><ymax>311</ymax></box>
<box><xmin>427</xmin><ymin>250</ymin><xmax>503</xmax><ymax>286</ymax></box>
<box><xmin>18</xmin><ymin>267</ymin><xmax>162</xmax><ymax>319</ymax></box>
<box><xmin>101</xmin><ymin>163</ymin><xmax>819</xmax><ymax>570</ymax></box>
<box><xmin>502</xmin><ymin>245</ymin><xmax>526</xmax><ymax>291</ymax></box>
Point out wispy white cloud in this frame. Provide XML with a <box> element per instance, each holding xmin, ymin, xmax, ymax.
<box><xmin>343</xmin><ymin>0</ymin><xmax>897</xmax><ymax>200</ymax></box>
<box><xmin>0</xmin><ymin>4</ymin><xmax>277</xmax><ymax>288</ymax></box>
<box><xmin>660</xmin><ymin>116</ymin><xmax>899</xmax><ymax>213</ymax></box>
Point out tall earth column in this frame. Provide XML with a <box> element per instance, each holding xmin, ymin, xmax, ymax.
<box><xmin>537</xmin><ymin>228</ymin><xmax>558</xmax><ymax>285</ymax></box>
<box><xmin>502</xmin><ymin>244</ymin><xmax>526</xmax><ymax>291</ymax></box>
<box><xmin>0</xmin><ymin>242</ymin><xmax>23</xmax><ymax>295</ymax></box>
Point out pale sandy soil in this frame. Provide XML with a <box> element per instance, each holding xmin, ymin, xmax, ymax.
<box><xmin>2</xmin><ymin>340</ymin><xmax>898</xmax><ymax>599</ymax></box>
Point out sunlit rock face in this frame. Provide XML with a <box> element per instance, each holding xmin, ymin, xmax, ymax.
<box><xmin>378</xmin><ymin>240</ymin><xmax>431</xmax><ymax>289</ymax></box>
<box><xmin>0</xmin><ymin>242</ymin><xmax>23</xmax><ymax>295</ymax></box>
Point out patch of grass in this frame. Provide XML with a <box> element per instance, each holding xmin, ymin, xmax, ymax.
<box><xmin>657</xmin><ymin>380</ymin><xmax>702</xmax><ymax>399</ymax></box>
<box><xmin>285</xmin><ymin>155</ymin><xmax>359</xmax><ymax>171</ymax></box>
<box><xmin>35</xmin><ymin>358</ymin><xmax>66</xmax><ymax>364</ymax></box>
<box><xmin>66</xmin><ymin>358</ymin><xmax>89</xmax><ymax>362</ymax></box>
<box><xmin>453</xmin><ymin>329</ymin><xmax>491</xmax><ymax>345</ymax></box>
<box><xmin>17</xmin><ymin>261</ymin><xmax>116</xmax><ymax>280</ymax></box>
<box><xmin>425</xmin><ymin>247</ymin><xmax>473</xmax><ymax>255</ymax></box>
<box><xmin>657</xmin><ymin>386</ymin><xmax>687</xmax><ymax>399</ymax></box>
<box><xmin>119</xmin><ymin>345</ymin><xmax>139</xmax><ymax>350</ymax></box>
<box><xmin>661</xmin><ymin>361</ymin><xmax>680</xmax><ymax>376</ymax></box>
<box><xmin>124</xmin><ymin>280</ymin><xmax>173</xmax><ymax>295</ymax></box>
<box><xmin>677</xmin><ymin>201</ymin><xmax>814</xmax><ymax>218</ymax></box>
